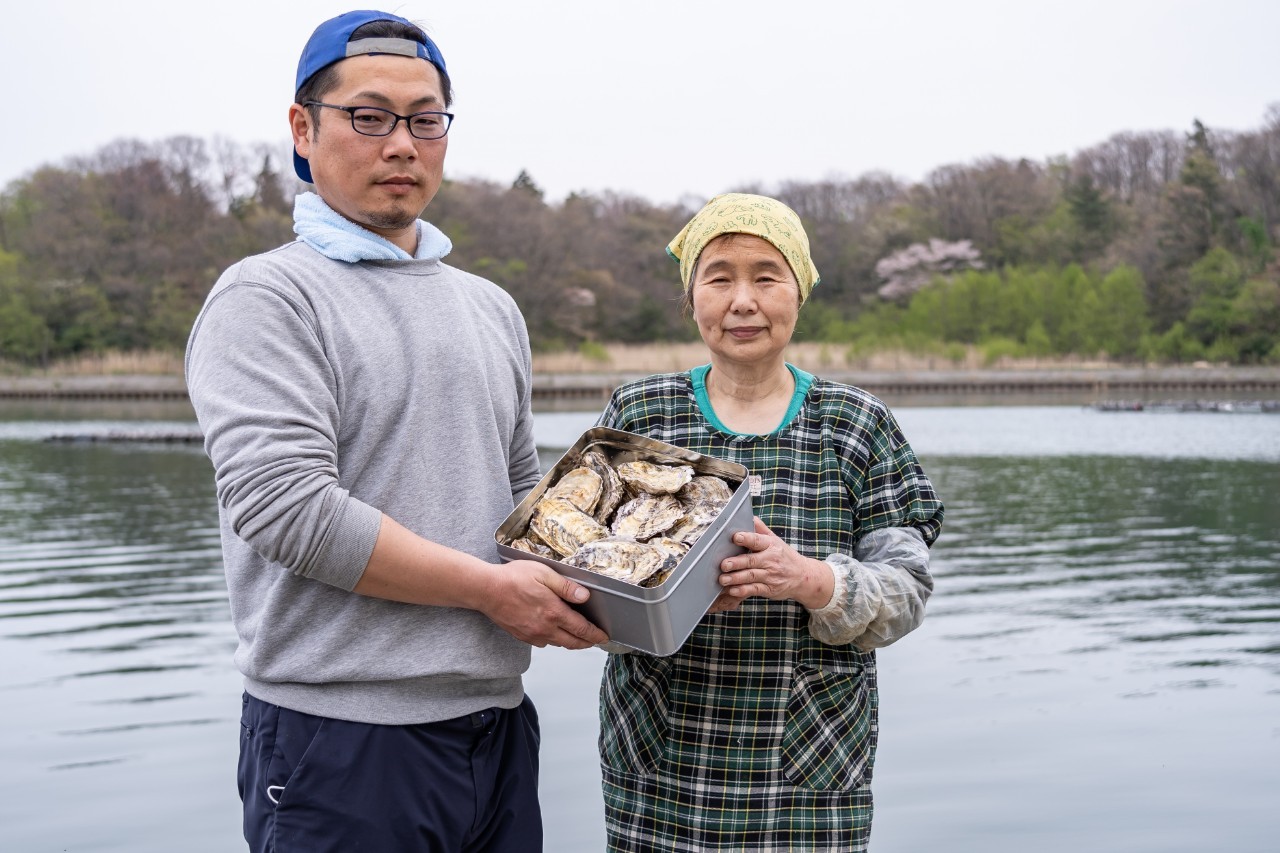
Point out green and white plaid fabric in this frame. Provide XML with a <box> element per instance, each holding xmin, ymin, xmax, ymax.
<box><xmin>596</xmin><ymin>370</ymin><xmax>943</xmax><ymax>852</ymax></box>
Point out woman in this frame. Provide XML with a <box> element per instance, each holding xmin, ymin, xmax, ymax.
<box><xmin>595</xmin><ymin>193</ymin><xmax>944</xmax><ymax>851</ymax></box>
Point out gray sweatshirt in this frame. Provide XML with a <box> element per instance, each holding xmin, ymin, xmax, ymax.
<box><xmin>185</xmin><ymin>239</ymin><xmax>542</xmax><ymax>724</ymax></box>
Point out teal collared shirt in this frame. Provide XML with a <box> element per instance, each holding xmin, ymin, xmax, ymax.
<box><xmin>689</xmin><ymin>362</ymin><xmax>815</xmax><ymax>437</ymax></box>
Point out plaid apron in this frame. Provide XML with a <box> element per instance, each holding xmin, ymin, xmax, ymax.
<box><xmin>597</xmin><ymin>371</ymin><xmax>942</xmax><ymax>852</ymax></box>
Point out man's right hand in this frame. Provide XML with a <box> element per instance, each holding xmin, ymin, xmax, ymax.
<box><xmin>480</xmin><ymin>559</ymin><xmax>609</xmax><ymax>649</ymax></box>
<box><xmin>355</xmin><ymin>514</ymin><xmax>608</xmax><ymax>649</ymax></box>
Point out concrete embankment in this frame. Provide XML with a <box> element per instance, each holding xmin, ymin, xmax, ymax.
<box><xmin>529</xmin><ymin>366</ymin><xmax>1280</xmax><ymax>407</ymax></box>
<box><xmin>2</xmin><ymin>366</ymin><xmax>1279</xmax><ymax>405</ymax></box>
<box><xmin>0</xmin><ymin>375</ymin><xmax>191</xmax><ymax>400</ymax></box>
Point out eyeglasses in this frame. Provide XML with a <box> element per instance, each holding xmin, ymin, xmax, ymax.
<box><xmin>304</xmin><ymin>102</ymin><xmax>455</xmax><ymax>140</ymax></box>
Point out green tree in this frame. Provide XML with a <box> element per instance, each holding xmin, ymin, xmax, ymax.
<box><xmin>1064</xmin><ymin>175</ymin><xmax>1114</xmax><ymax>258</ymax></box>
<box><xmin>1234</xmin><ymin>216</ymin><xmax>1272</xmax><ymax>273</ymax></box>
<box><xmin>0</xmin><ymin>250</ymin><xmax>52</xmax><ymax>362</ymax></box>
<box><xmin>1162</xmin><ymin>123</ymin><xmax>1223</xmax><ymax>254</ymax></box>
<box><xmin>1185</xmin><ymin>248</ymin><xmax>1245</xmax><ymax>344</ymax></box>
<box><xmin>0</xmin><ymin>293</ymin><xmax>51</xmax><ymax>363</ymax></box>
<box><xmin>1024</xmin><ymin>319</ymin><xmax>1053</xmax><ymax>356</ymax></box>
<box><xmin>47</xmin><ymin>281</ymin><xmax>118</xmax><ymax>352</ymax></box>
<box><xmin>145</xmin><ymin>280</ymin><xmax>201</xmax><ymax>350</ymax></box>
<box><xmin>1094</xmin><ymin>265</ymin><xmax>1150</xmax><ymax>357</ymax></box>
<box><xmin>1226</xmin><ymin>276</ymin><xmax>1280</xmax><ymax>362</ymax></box>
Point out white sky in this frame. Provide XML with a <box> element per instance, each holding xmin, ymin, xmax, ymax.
<box><xmin>3</xmin><ymin>0</ymin><xmax>1278</xmax><ymax>205</ymax></box>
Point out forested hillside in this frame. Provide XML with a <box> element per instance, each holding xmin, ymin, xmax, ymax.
<box><xmin>2</xmin><ymin>110</ymin><xmax>1277</xmax><ymax>366</ymax></box>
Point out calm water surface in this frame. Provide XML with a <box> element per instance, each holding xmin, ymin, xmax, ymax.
<box><xmin>1</xmin><ymin>402</ymin><xmax>1277</xmax><ymax>852</ymax></box>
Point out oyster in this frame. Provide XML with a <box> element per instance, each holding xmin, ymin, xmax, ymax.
<box><xmin>543</xmin><ymin>466</ymin><xmax>602</xmax><ymax>515</ymax></box>
<box><xmin>529</xmin><ymin>497</ymin><xmax>608</xmax><ymax>558</ymax></box>
<box><xmin>567</xmin><ymin>538</ymin><xmax>679</xmax><ymax>585</ymax></box>
<box><xmin>617</xmin><ymin>460</ymin><xmax>694</xmax><ymax>495</ymax></box>
<box><xmin>510</xmin><ymin>536</ymin><xmax>555</xmax><ymax>558</ymax></box>
<box><xmin>669</xmin><ymin>475</ymin><xmax>733</xmax><ymax>545</ymax></box>
<box><xmin>580</xmin><ymin>449</ymin><xmax>625</xmax><ymax>525</ymax></box>
<box><xmin>679</xmin><ymin>499</ymin><xmax>723</xmax><ymax>528</ymax></box>
<box><xmin>666</xmin><ymin>514</ymin><xmax>713</xmax><ymax>546</ymax></box>
<box><xmin>648</xmin><ymin>537</ymin><xmax>689</xmax><ymax>561</ymax></box>
<box><xmin>611</xmin><ymin>492</ymin><xmax>685</xmax><ymax>540</ymax></box>
<box><xmin>678</xmin><ymin>475</ymin><xmax>733</xmax><ymax>507</ymax></box>
<box><xmin>639</xmin><ymin>539</ymin><xmax>688</xmax><ymax>588</ymax></box>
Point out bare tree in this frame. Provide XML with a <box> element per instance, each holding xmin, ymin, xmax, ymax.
<box><xmin>211</xmin><ymin>136</ymin><xmax>254</xmax><ymax>212</ymax></box>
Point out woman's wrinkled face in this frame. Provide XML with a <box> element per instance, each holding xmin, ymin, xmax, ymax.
<box><xmin>690</xmin><ymin>234</ymin><xmax>801</xmax><ymax>368</ymax></box>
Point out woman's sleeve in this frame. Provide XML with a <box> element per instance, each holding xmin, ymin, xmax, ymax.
<box><xmin>807</xmin><ymin>527</ymin><xmax>934</xmax><ymax>649</ymax></box>
<box><xmin>806</xmin><ymin>403</ymin><xmax>943</xmax><ymax>649</ymax></box>
<box><xmin>595</xmin><ymin>388</ymin><xmax>625</xmax><ymax>429</ymax></box>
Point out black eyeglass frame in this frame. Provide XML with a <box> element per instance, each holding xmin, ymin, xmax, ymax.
<box><xmin>303</xmin><ymin>101</ymin><xmax>455</xmax><ymax>140</ymax></box>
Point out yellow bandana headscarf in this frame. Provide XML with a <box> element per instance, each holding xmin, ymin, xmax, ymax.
<box><xmin>667</xmin><ymin>193</ymin><xmax>821</xmax><ymax>304</ymax></box>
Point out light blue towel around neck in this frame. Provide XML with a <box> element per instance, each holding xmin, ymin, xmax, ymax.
<box><xmin>293</xmin><ymin>191</ymin><xmax>453</xmax><ymax>263</ymax></box>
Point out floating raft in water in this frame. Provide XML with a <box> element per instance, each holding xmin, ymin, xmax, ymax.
<box><xmin>44</xmin><ymin>430</ymin><xmax>203</xmax><ymax>443</ymax></box>
<box><xmin>1090</xmin><ymin>400</ymin><xmax>1280</xmax><ymax>413</ymax></box>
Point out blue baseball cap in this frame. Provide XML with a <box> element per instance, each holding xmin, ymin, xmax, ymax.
<box><xmin>293</xmin><ymin>10</ymin><xmax>449</xmax><ymax>183</ymax></box>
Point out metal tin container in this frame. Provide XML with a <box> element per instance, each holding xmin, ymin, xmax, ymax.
<box><xmin>495</xmin><ymin>426</ymin><xmax>753</xmax><ymax>656</ymax></box>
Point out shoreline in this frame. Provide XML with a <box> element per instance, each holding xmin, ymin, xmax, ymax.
<box><xmin>2</xmin><ymin>365</ymin><xmax>1279</xmax><ymax>403</ymax></box>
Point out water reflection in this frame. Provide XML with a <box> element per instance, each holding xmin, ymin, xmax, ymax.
<box><xmin>0</xmin><ymin>445</ymin><xmax>227</xmax><ymax>658</ymax></box>
<box><xmin>1</xmin><ymin>407</ymin><xmax>1278</xmax><ymax>852</ymax></box>
<box><xmin>925</xmin><ymin>456</ymin><xmax>1280</xmax><ymax>687</ymax></box>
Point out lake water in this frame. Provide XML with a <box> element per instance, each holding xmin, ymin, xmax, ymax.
<box><xmin>1</xmin><ymin>401</ymin><xmax>1278</xmax><ymax>852</ymax></box>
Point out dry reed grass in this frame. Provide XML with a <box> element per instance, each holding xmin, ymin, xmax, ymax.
<box><xmin>4</xmin><ymin>344</ymin><xmax>1124</xmax><ymax>379</ymax></box>
<box><xmin>531</xmin><ymin>342</ymin><xmax>1121</xmax><ymax>374</ymax></box>
<box><xmin>0</xmin><ymin>350</ymin><xmax>184</xmax><ymax>377</ymax></box>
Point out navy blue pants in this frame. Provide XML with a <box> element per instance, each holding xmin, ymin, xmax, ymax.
<box><xmin>238</xmin><ymin>692</ymin><xmax>542</xmax><ymax>852</ymax></box>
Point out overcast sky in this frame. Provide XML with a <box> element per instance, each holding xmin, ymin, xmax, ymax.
<box><xmin>3</xmin><ymin>0</ymin><xmax>1277</xmax><ymax>206</ymax></box>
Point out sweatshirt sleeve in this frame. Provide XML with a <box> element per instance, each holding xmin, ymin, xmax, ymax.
<box><xmin>507</xmin><ymin>312</ymin><xmax>543</xmax><ymax>505</ymax></box>
<box><xmin>185</xmin><ymin>279</ymin><xmax>382</xmax><ymax>591</ymax></box>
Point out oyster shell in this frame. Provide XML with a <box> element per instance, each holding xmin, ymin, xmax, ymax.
<box><xmin>580</xmin><ymin>449</ymin><xmax>625</xmax><ymax>524</ymax></box>
<box><xmin>686</xmin><ymin>493</ymin><xmax>728</xmax><ymax>522</ymax></box>
<box><xmin>669</xmin><ymin>475</ymin><xmax>732</xmax><ymax>543</ymax></box>
<box><xmin>617</xmin><ymin>460</ymin><xmax>694</xmax><ymax>495</ymax></box>
<box><xmin>543</xmin><ymin>466</ymin><xmax>602</xmax><ymax>515</ymax></box>
<box><xmin>678</xmin><ymin>475</ymin><xmax>733</xmax><ymax>507</ymax></box>
<box><xmin>510</xmin><ymin>536</ymin><xmax>555</xmax><ymax>558</ymax></box>
<box><xmin>611</xmin><ymin>492</ymin><xmax>685</xmax><ymax>540</ymax></box>
<box><xmin>638</xmin><ymin>539</ymin><xmax>687</xmax><ymax>588</ymax></box>
<box><xmin>567</xmin><ymin>538</ymin><xmax>678</xmax><ymax>585</ymax></box>
<box><xmin>666</xmin><ymin>514</ymin><xmax>713</xmax><ymax>546</ymax></box>
<box><xmin>648</xmin><ymin>537</ymin><xmax>689</xmax><ymax>560</ymax></box>
<box><xmin>641</xmin><ymin>568</ymin><xmax>674</xmax><ymax>588</ymax></box>
<box><xmin>529</xmin><ymin>497</ymin><xmax>608</xmax><ymax>558</ymax></box>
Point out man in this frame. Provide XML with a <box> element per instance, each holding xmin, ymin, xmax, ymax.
<box><xmin>185</xmin><ymin>10</ymin><xmax>607</xmax><ymax>851</ymax></box>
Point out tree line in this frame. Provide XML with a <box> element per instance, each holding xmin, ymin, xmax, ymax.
<box><xmin>1</xmin><ymin>108</ymin><xmax>1277</xmax><ymax>366</ymax></box>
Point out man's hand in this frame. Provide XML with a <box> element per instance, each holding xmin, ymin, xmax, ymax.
<box><xmin>480</xmin><ymin>559</ymin><xmax>609</xmax><ymax>649</ymax></box>
<box><xmin>354</xmin><ymin>513</ymin><xmax>607</xmax><ymax>648</ymax></box>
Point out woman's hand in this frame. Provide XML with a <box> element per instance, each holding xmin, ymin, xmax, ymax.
<box><xmin>714</xmin><ymin>517</ymin><xmax>835</xmax><ymax>611</ymax></box>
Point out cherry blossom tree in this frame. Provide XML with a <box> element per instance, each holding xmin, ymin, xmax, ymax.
<box><xmin>875</xmin><ymin>238</ymin><xmax>984</xmax><ymax>300</ymax></box>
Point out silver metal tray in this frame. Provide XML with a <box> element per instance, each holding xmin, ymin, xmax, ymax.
<box><xmin>495</xmin><ymin>426</ymin><xmax>753</xmax><ymax>655</ymax></box>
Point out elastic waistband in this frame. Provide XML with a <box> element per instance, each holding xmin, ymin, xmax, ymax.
<box><xmin>244</xmin><ymin>675</ymin><xmax>525</xmax><ymax>725</ymax></box>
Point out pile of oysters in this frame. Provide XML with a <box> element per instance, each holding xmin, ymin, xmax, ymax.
<box><xmin>508</xmin><ymin>447</ymin><xmax>735</xmax><ymax>587</ymax></box>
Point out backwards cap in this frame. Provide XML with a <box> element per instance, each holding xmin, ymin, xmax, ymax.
<box><xmin>293</xmin><ymin>9</ymin><xmax>448</xmax><ymax>183</ymax></box>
